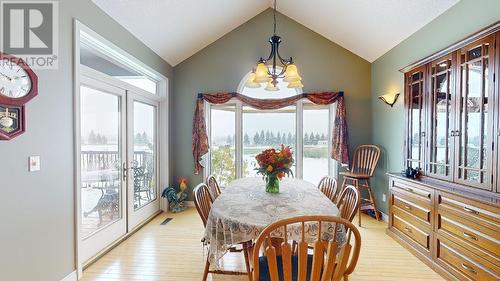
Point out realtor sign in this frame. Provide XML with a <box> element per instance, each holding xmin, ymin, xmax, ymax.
<box><xmin>1</xmin><ymin>1</ymin><xmax>58</xmax><ymax>69</ymax></box>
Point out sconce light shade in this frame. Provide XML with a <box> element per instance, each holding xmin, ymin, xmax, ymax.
<box><xmin>378</xmin><ymin>93</ymin><xmax>400</xmax><ymax>107</ymax></box>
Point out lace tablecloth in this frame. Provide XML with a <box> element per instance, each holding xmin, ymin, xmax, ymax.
<box><xmin>203</xmin><ymin>177</ymin><xmax>343</xmax><ymax>265</ymax></box>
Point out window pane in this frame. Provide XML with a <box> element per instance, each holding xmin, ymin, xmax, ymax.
<box><xmin>303</xmin><ymin>104</ymin><xmax>330</xmax><ymax>185</ymax></box>
<box><xmin>80</xmin><ymin>86</ymin><xmax>121</xmax><ymax>238</ymax></box>
<box><xmin>132</xmin><ymin>102</ymin><xmax>157</xmax><ymax>210</ymax></box>
<box><xmin>243</xmin><ymin>106</ymin><xmax>296</xmax><ymax>177</ymax></box>
<box><xmin>242</xmin><ymin>77</ymin><xmax>297</xmax><ymax>99</ymax></box>
<box><xmin>210</xmin><ymin>105</ymin><xmax>236</xmax><ymax>186</ymax></box>
<box><xmin>80</xmin><ymin>43</ymin><xmax>158</xmax><ymax>94</ymax></box>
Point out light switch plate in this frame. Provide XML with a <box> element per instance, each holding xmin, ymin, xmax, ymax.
<box><xmin>29</xmin><ymin>156</ymin><xmax>41</xmax><ymax>172</ymax></box>
<box><xmin>382</xmin><ymin>193</ymin><xmax>387</xmax><ymax>202</ymax></box>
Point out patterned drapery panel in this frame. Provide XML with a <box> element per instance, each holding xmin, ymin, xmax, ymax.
<box><xmin>192</xmin><ymin>92</ymin><xmax>349</xmax><ymax>174</ymax></box>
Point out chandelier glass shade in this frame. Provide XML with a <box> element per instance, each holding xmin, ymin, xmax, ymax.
<box><xmin>245</xmin><ymin>0</ymin><xmax>303</xmax><ymax>91</ymax></box>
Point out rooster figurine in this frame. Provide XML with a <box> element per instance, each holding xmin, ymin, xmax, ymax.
<box><xmin>161</xmin><ymin>176</ymin><xmax>188</xmax><ymax>213</ymax></box>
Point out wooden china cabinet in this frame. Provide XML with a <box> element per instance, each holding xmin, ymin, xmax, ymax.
<box><xmin>388</xmin><ymin>24</ymin><xmax>500</xmax><ymax>281</ymax></box>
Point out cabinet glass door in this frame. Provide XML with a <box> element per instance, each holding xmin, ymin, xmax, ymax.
<box><xmin>455</xmin><ymin>36</ymin><xmax>495</xmax><ymax>190</ymax></box>
<box><xmin>428</xmin><ymin>55</ymin><xmax>454</xmax><ymax>180</ymax></box>
<box><xmin>405</xmin><ymin>66</ymin><xmax>426</xmax><ymax>170</ymax></box>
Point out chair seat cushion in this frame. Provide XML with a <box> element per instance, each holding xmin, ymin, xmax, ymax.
<box><xmin>339</xmin><ymin>171</ymin><xmax>370</xmax><ymax>179</ymax></box>
<box><xmin>258</xmin><ymin>254</ymin><xmax>313</xmax><ymax>281</ymax></box>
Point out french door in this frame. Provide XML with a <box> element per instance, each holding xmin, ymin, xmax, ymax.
<box><xmin>78</xmin><ymin>71</ymin><xmax>160</xmax><ymax>264</ymax></box>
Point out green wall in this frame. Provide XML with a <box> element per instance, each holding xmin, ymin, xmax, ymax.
<box><xmin>0</xmin><ymin>1</ymin><xmax>173</xmax><ymax>280</ymax></box>
<box><xmin>173</xmin><ymin>9</ymin><xmax>372</xmax><ymax>197</ymax></box>
<box><xmin>371</xmin><ymin>0</ymin><xmax>500</xmax><ymax>214</ymax></box>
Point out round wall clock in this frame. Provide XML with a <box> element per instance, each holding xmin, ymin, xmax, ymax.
<box><xmin>0</xmin><ymin>52</ymin><xmax>38</xmax><ymax>106</ymax></box>
<box><xmin>0</xmin><ymin>52</ymin><xmax>38</xmax><ymax>140</ymax></box>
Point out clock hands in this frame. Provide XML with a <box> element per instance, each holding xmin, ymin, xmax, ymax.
<box><xmin>0</xmin><ymin>73</ymin><xmax>11</xmax><ymax>81</ymax></box>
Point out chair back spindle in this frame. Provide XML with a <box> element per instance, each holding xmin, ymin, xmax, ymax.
<box><xmin>350</xmin><ymin>145</ymin><xmax>381</xmax><ymax>176</ymax></box>
<box><xmin>337</xmin><ymin>185</ymin><xmax>360</xmax><ymax>222</ymax></box>
<box><xmin>193</xmin><ymin>183</ymin><xmax>213</xmax><ymax>227</ymax></box>
<box><xmin>205</xmin><ymin>175</ymin><xmax>221</xmax><ymax>201</ymax></box>
<box><xmin>252</xmin><ymin>215</ymin><xmax>361</xmax><ymax>281</ymax></box>
<box><xmin>318</xmin><ymin>176</ymin><xmax>338</xmax><ymax>203</ymax></box>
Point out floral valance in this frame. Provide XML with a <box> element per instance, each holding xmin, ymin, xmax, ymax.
<box><xmin>192</xmin><ymin>92</ymin><xmax>349</xmax><ymax>174</ymax></box>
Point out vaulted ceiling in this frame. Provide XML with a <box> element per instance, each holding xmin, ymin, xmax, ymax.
<box><xmin>93</xmin><ymin>0</ymin><xmax>459</xmax><ymax>66</ymax></box>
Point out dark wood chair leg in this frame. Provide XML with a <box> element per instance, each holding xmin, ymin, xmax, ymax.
<box><xmin>202</xmin><ymin>256</ymin><xmax>210</xmax><ymax>281</ymax></box>
<box><xmin>366</xmin><ymin>179</ymin><xmax>381</xmax><ymax>221</ymax></box>
<box><xmin>352</xmin><ymin>179</ymin><xmax>361</xmax><ymax>227</ymax></box>
<box><xmin>243</xmin><ymin>242</ymin><xmax>252</xmax><ymax>281</ymax></box>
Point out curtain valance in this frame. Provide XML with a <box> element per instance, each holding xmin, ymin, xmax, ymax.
<box><xmin>192</xmin><ymin>92</ymin><xmax>349</xmax><ymax>174</ymax></box>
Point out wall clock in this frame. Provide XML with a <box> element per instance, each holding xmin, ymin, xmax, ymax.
<box><xmin>0</xmin><ymin>52</ymin><xmax>38</xmax><ymax>140</ymax></box>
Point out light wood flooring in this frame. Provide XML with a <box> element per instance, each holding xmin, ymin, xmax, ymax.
<box><xmin>82</xmin><ymin>208</ymin><xmax>444</xmax><ymax>281</ymax></box>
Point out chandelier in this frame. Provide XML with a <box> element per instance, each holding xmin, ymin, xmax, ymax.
<box><xmin>245</xmin><ymin>0</ymin><xmax>303</xmax><ymax>91</ymax></box>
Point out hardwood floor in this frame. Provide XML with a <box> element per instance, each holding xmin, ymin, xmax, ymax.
<box><xmin>82</xmin><ymin>208</ymin><xmax>444</xmax><ymax>281</ymax></box>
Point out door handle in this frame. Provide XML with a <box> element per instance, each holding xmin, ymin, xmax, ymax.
<box><xmin>122</xmin><ymin>162</ymin><xmax>128</xmax><ymax>181</ymax></box>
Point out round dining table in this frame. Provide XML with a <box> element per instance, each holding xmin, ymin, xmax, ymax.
<box><xmin>203</xmin><ymin>177</ymin><xmax>343</xmax><ymax>265</ymax></box>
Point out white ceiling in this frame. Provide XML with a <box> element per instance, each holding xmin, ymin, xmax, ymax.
<box><xmin>93</xmin><ymin>0</ymin><xmax>459</xmax><ymax>66</ymax></box>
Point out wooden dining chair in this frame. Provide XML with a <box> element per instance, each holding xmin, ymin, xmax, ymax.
<box><xmin>340</xmin><ymin>144</ymin><xmax>381</xmax><ymax>226</ymax></box>
<box><xmin>205</xmin><ymin>175</ymin><xmax>221</xmax><ymax>201</ymax></box>
<box><xmin>193</xmin><ymin>183</ymin><xmax>251</xmax><ymax>281</ymax></box>
<box><xmin>251</xmin><ymin>215</ymin><xmax>361</xmax><ymax>281</ymax></box>
<box><xmin>193</xmin><ymin>183</ymin><xmax>213</xmax><ymax>227</ymax></box>
<box><xmin>318</xmin><ymin>176</ymin><xmax>338</xmax><ymax>203</ymax></box>
<box><xmin>337</xmin><ymin>185</ymin><xmax>361</xmax><ymax>223</ymax></box>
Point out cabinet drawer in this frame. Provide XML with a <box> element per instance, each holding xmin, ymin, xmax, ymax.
<box><xmin>437</xmin><ymin>210</ymin><xmax>500</xmax><ymax>259</ymax></box>
<box><xmin>392</xmin><ymin>214</ymin><xmax>430</xmax><ymax>250</ymax></box>
<box><xmin>436</xmin><ymin>235</ymin><xmax>499</xmax><ymax>281</ymax></box>
<box><xmin>391</xmin><ymin>178</ymin><xmax>432</xmax><ymax>203</ymax></box>
<box><xmin>393</xmin><ymin>194</ymin><xmax>431</xmax><ymax>223</ymax></box>
<box><xmin>437</xmin><ymin>191</ymin><xmax>500</xmax><ymax>230</ymax></box>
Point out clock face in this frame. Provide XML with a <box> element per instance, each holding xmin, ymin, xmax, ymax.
<box><xmin>0</xmin><ymin>58</ymin><xmax>32</xmax><ymax>98</ymax></box>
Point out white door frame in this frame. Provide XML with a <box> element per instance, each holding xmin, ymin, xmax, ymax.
<box><xmin>74</xmin><ymin>20</ymin><xmax>169</xmax><ymax>278</ymax></box>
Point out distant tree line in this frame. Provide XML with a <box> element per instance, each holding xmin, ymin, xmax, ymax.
<box><xmin>223</xmin><ymin>130</ymin><xmax>329</xmax><ymax>146</ymax></box>
<box><xmin>87</xmin><ymin>130</ymin><xmax>108</xmax><ymax>145</ymax></box>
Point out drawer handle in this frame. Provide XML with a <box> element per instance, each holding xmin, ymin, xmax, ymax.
<box><xmin>404</xmin><ymin>226</ymin><xmax>412</xmax><ymax>233</ymax></box>
<box><xmin>463</xmin><ymin>206</ymin><xmax>479</xmax><ymax>215</ymax></box>
<box><xmin>463</xmin><ymin>232</ymin><xmax>478</xmax><ymax>241</ymax></box>
<box><xmin>404</xmin><ymin>204</ymin><xmax>412</xmax><ymax>210</ymax></box>
<box><xmin>461</xmin><ymin>263</ymin><xmax>477</xmax><ymax>274</ymax></box>
<box><xmin>404</xmin><ymin>187</ymin><xmax>413</xmax><ymax>193</ymax></box>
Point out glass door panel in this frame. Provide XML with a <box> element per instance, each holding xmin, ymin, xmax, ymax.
<box><xmin>428</xmin><ymin>56</ymin><xmax>454</xmax><ymax>179</ymax></box>
<box><xmin>242</xmin><ymin>106</ymin><xmax>296</xmax><ymax>177</ymax></box>
<box><xmin>128</xmin><ymin>96</ymin><xmax>159</xmax><ymax>230</ymax></box>
<box><xmin>79</xmin><ymin>80</ymin><xmax>126</xmax><ymax>263</ymax></box>
<box><xmin>132</xmin><ymin>101</ymin><xmax>157</xmax><ymax>209</ymax></box>
<box><xmin>455</xmin><ymin>36</ymin><xmax>494</xmax><ymax>189</ymax></box>
<box><xmin>405</xmin><ymin>66</ymin><xmax>426</xmax><ymax>170</ymax></box>
<box><xmin>209</xmin><ymin>104</ymin><xmax>236</xmax><ymax>187</ymax></box>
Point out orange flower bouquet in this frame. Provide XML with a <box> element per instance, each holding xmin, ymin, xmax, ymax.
<box><xmin>255</xmin><ymin>145</ymin><xmax>294</xmax><ymax>193</ymax></box>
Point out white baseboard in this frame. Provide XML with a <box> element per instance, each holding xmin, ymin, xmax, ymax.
<box><xmin>381</xmin><ymin>211</ymin><xmax>389</xmax><ymax>223</ymax></box>
<box><xmin>185</xmin><ymin>201</ymin><xmax>195</xmax><ymax>207</ymax></box>
<box><xmin>60</xmin><ymin>270</ymin><xmax>77</xmax><ymax>281</ymax></box>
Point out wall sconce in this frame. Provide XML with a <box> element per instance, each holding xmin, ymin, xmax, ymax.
<box><xmin>378</xmin><ymin>93</ymin><xmax>400</xmax><ymax>107</ymax></box>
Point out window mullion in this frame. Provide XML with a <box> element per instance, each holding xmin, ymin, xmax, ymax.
<box><xmin>236</xmin><ymin>101</ymin><xmax>243</xmax><ymax>178</ymax></box>
<box><xmin>296</xmin><ymin>101</ymin><xmax>304</xmax><ymax>179</ymax></box>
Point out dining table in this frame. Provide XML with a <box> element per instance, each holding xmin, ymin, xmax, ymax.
<box><xmin>203</xmin><ymin>177</ymin><xmax>345</xmax><ymax>266</ymax></box>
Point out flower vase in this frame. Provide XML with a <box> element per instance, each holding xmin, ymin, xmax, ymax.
<box><xmin>265</xmin><ymin>175</ymin><xmax>280</xmax><ymax>193</ymax></box>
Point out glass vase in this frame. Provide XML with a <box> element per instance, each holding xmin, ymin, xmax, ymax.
<box><xmin>265</xmin><ymin>175</ymin><xmax>280</xmax><ymax>193</ymax></box>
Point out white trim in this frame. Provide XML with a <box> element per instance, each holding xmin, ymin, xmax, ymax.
<box><xmin>60</xmin><ymin>271</ymin><xmax>77</xmax><ymax>281</ymax></box>
<box><xmin>381</xmin><ymin>212</ymin><xmax>389</xmax><ymax>223</ymax></box>
<box><xmin>73</xmin><ymin>20</ymin><xmax>169</xmax><ymax>278</ymax></box>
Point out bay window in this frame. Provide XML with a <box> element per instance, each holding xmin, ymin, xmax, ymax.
<box><xmin>205</xmin><ymin>75</ymin><xmax>336</xmax><ymax>186</ymax></box>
